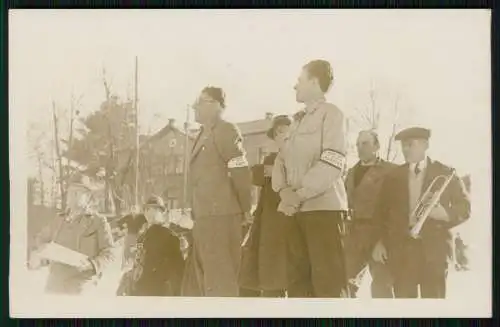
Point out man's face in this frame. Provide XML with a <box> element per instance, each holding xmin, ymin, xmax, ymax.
<box><xmin>356</xmin><ymin>132</ymin><xmax>379</xmax><ymax>163</ymax></box>
<box><xmin>273</xmin><ymin>124</ymin><xmax>290</xmax><ymax>148</ymax></box>
<box><xmin>145</xmin><ymin>206</ymin><xmax>164</xmax><ymax>224</ymax></box>
<box><xmin>66</xmin><ymin>185</ymin><xmax>92</xmax><ymax>212</ymax></box>
<box><xmin>401</xmin><ymin>139</ymin><xmax>428</xmax><ymax>163</ymax></box>
<box><xmin>294</xmin><ymin>68</ymin><xmax>316</xmax><ymax>103</ymax></box>
<box><xmin>192</xmin><ymin>92</ymin><xmax>220</xmax><ymax>124</ymax></box>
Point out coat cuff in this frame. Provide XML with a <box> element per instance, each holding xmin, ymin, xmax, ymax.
<box><xmin>295</xmin><ymin>187</ymin><xmax>312</xmax><ymax>202</ymax></box>
<box><xmin>89</xmin><ymin>258</ymin><xmax>99</xmax><ymax>275</ymax></box>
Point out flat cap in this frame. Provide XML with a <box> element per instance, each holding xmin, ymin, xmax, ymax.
<box><xmin>144</xmin><ymin>195</ymin><xmax>166</xmax><ymax>211</ymax></box>
<box><xmin>267</xmin><ymin>115</ymin><xmax>292</xmax><ymax>139</ymax></box>
<box><xmin>394</xmin><ymin>127</ymin><xmax>431</xmax><ymax>141</ymax></box>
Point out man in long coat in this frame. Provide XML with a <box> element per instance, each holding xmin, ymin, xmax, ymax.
<box><xmin>29</xmin><ymin>174</ymin><xmax>116</xmax><ymax>295</ymax></box>
<box><xmin>183</xmin><ymin>86</ymin><xmax>252</xmax><ymax>297</ymax></box>
<box><xmin>344</xmin><ymin>130</ymin><xmax>395</xmax><ymax>298</ymax></box>
<box><xmin>372</xmin><ymin>127</ymin><xmax>471</xmax><ymax>298</ymax></box>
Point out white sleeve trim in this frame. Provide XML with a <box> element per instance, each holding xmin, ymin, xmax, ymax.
<box><xmin>227</xmin><ymin>155</ymin><xmax>249</xmax><ymax>168</ymax></box>
<box><xmin>320</xmin><ymin>149</ymin><xmax>345</xmax><ymax>170</ymax></box>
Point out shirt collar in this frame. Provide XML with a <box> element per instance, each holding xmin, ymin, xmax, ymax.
<box><xmin>359</xmin><ymin>157</ymin><xmax>380</xmax><ymax>167</ymax></box>
<box><xmin>304</xmin><ymin>97</ymin><xmax>326</xmax><ymax>114</ymax></box>
<box><xmin>409</xmin><ymin>156</ymin><xmax>428</xmax><ymax>172</ymax></box>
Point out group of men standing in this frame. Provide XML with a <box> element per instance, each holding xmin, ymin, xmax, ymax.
<box><xmin>186</xmin><ymin>59</ymin><xmax>471</xmax><ymax>299</ymax></box>
<box><xmin>28</xmin><ymin>58</ymin><xmax>471</xmax><ymax>299</ymax></box>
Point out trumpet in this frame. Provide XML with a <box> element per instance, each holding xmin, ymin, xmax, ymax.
<box><xmin>409</xmin><ymin>169</ymin><xmax>456</xmax><ymax>239</ymax></box>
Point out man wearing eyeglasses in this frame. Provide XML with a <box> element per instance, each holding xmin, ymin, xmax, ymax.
<box><xmin>183</xmin><ymin>86</ymin><xmax>252</xmax><ymax>297</ymax></box>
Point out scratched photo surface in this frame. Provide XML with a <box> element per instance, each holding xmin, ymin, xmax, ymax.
<box><xmin>9</xmin><ymin>9</ymin><xmax>491</xmax><ymax>318</ymax></box>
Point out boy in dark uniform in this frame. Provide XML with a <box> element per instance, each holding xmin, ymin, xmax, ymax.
<box><xmin>118</xmin><ymin>196</ymin><xmax>185</xmax><ymax>296</ymax></box>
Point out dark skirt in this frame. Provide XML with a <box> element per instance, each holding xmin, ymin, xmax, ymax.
<box><xmin>239</xmin><ymin>209</ymin><xmax>288</xmax><ymax>291</ymax></box>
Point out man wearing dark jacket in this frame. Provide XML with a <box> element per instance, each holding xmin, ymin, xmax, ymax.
<box><xmin>344</xmin><ymin>130</ymin><xmax>396</xmax><ymax>298</ymax></box>
<box><xmin>372</xmin><ymin>127</ymin><xmax>470</xmax><ymax>298</ymax></box>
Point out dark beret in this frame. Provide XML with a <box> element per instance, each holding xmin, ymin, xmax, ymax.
<box><xmin>144</xmin><ymin>195</ymin><xmax>166</xmax><ymax>211</ymax></box>
<box><xmin>394</xmin><ymin>127</ymin><xmax>431</xmax><ymax>141</ymax></box>
<box><xmin>266</xmin><ymin>115</ymin><xmax>292</xmax><ymax>139</ymax></box>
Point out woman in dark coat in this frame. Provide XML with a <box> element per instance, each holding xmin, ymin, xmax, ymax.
<box><xmin>239</xmin><ymin>115</ymin><xmax>292</xmax><ymax>297</ymax></box>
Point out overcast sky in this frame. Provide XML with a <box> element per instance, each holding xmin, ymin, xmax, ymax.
<box><xmin>10</xmin><ymin>9</ymin><xmax>490</xmax><ymax>175</ymax></box>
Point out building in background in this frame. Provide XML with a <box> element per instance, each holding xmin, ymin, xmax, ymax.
<box><xmin>117</xmin><ymin>118</ymin><xmax>195</xmax><ymax>211</ymax></box>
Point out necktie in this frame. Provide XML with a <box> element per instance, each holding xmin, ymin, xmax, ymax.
<box><xmin>414</xmin><ymin>163</ymin><xmax>421</xmax><ymax>175</ymax></box>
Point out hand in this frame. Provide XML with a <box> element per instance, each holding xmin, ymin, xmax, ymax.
<box><xmin>371</xmin><ymin>241</ymin><xmax>387</xmax><ymax>264</ymax></box>
<box><xmin>76</xmin><ymin>258</ymin><xmax>94</xmax><ymax>272</ymax></box>
<box><xmin>242</xmin><ymin>211</ymin><xmax>254</xmax><ymax>227</ymax></box>
<box><xmin>280</xmin><ymin>188</ymin><xmax>301</xmax><ymax>208</ymax></box>
<box><xmin>429</xmin><ymin>203</ymin><xmax>450</xmax><ymax>222</ymax></box>
<box><xmin>277</xmin><ymin>201</ymin><xmax>299</xmax><ymax>216</ymax></box>
<box><xmin>28</xmin><ymin>251</ymin><xmax>43</xmax><ymax>270</ymax></box>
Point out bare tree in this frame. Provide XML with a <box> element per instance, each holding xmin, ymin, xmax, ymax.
<box><xmin>350</xmin><ymin>83</ymin><xmax>413</xmax><ymax>163</ymax></box>
<box><xmin>52</xmin><ymin>101</ymin><xmax>67</xmax><ymax>211</ymax></box>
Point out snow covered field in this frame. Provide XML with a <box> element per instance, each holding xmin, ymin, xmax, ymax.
<box><xmin>26</xmin><ymin>258</ymin><xmax>475</xmax><ymax>299</ymax></box>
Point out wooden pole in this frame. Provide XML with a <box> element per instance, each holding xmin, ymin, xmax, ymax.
<box><xmin>52</xmin><ymin>101</ymin><xmax>66</xmax><ymax>211</ymax></box>
<box><xmin>134</xmin><ymin>56</ymin><xmax>140</xmax><ymax>208</ymax></box>
<box><xmin>182</xmin><ymin>104</ymin><xmax>190</xmax><ymax>209</ymax></box>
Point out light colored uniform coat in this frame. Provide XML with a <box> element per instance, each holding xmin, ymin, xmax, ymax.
<box><xmin>272</xmin><ymin>99</ymin><xmax>348</xmax><ymax>211</ymax></box>
<box><xmin>34</xmin><ymin>213</ymin><xmax>116</xmax><ymax>295</ymax></box>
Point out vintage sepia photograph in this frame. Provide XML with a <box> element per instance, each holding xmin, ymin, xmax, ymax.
<box><xmin>9</xmin><ymin>9</ymin><xmax>491</xmax><ymax>317</ymax></box>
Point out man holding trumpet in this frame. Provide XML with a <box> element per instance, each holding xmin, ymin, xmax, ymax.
<box><xmin>372</xmin><ymin>127</ymin><xmax>470</xmax><ymax>298</ymax></box>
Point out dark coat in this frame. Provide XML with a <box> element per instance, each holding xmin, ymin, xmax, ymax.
<box><xmin>375</xmin><ymin>158</ymin><xmax>471</xmax><ymax>269</ymax></box>
<box><xmin>240</xmin><ymin>153</ymin><xmax>288</xmax><ymax>291</ymax></box>
<box><xmin>345</xmin><ymin>158</ymin><xmax>396</xmax><ymax>220</ymax></box>
<box><xmin>129</xmin><ymin>224</ymin><xmax>185</xmax><ymax>296</ymax></box>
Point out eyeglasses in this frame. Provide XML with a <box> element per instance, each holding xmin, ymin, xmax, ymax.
<box><xmin>193</xmin><ymin>97</ymin><xmax>217</xmax><ymax>108</ymax></box>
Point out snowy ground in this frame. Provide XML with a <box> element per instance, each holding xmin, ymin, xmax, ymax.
<box><xmin>26</xmin><ymin>253</ymin><xmax>474</xmax><ymax>299</ymax></box>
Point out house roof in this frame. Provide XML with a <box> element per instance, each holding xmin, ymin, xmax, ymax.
<box><xmin>236</xmin><ymin>119</ymin><xmax>272</xmax><ymax>135</ymax></box>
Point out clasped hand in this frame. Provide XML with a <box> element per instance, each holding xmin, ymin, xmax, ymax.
<box><xmin>76</xmin><ymin>258</ymin><xmax>94</xmax><ymax>272</ymax></box>
<box><xmin>278</xmin><ymin>188</ymin><xmax>301</xmax><ymax>216</ymax></box>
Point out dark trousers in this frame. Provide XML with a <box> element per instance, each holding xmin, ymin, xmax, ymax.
<box><xmin>285</xmin><ymin>210</ymin><xmax>348</xmax><ymax>298</ymax></box>
<box><xmin>344</xmin><ymin>220</ymin><xmax>393</xmax><ymax>298</ymax></box>
<box><xmin>390</xmin><ymin>239</ymin><xmax>448</xmax><ymax>298</ymax></box>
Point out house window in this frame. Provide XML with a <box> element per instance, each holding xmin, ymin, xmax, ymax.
<box><xmin>258</xmin><ymin>147</ymin><xmax>266</xmax><ymax>164</ymax></box>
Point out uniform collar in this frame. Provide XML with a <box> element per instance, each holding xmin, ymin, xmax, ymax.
<box><xmin>202</xmin><ymin>116</ymin><xmax>221</xmax><ymax>131</ymax></box>
<box><xmin>304</xmin><ymin>97</ymin><xmax>326</xmax><ymax>115</ymax></box>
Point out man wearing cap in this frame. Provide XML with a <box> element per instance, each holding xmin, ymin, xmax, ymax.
<box><xmin>123</xmin><ymin>195</ymin><xmax>185</xmax><ymax>296</ymax></box>
<box><xmin>372</xmin><ymin>127</ymin><xmax>470</xmax><ymax>298</ymax></box>
<box><xmin>239</xmin><ymin>114</ymin><xmax>292</xmax><ymax>298</ymax></box>
<box><xmin>29</xmin><ymin>173</ymin><xmax>116</xmax><ymax>295</ymax></box>
<box><xmin>184</xmin><ymin>86</ymin><xmax>252</xmax><ymax>297</ymax></box>
<box><xmin>272</xmin><ymin>60</ymin><xmax>349</xmax><ymax>298</ymax></box>
<box><xmin>343</xmin><ymin>130</ymin><xmax>396</xmax><ymax>298</ymax></box>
